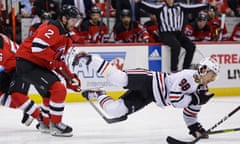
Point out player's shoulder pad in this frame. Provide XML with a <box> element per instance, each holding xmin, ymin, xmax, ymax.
<box><xmin>48</xmin><ymin>20</ymin><xmax>66</xmax><ymax>35</ymax></box>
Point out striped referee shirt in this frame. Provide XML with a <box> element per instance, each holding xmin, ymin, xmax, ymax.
<box><xmin>138</xmin><ymin>1</ymin><xmax>208</xmax><ymax>32</ymax></box>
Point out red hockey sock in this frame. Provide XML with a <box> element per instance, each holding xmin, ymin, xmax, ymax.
<box><xmin>49</xmin><ymin>81</ymin><xmax>67</xmax><ymax>124</ymax></box>
<box><xmin>11</xmin><ymin>92</ymin><xmax>40</xmax><ymax>119</ymax></box>
<box><xmin>41</xmin><ymin>98</ymin><xmax>50</xmax><ymax>125</ymax></box>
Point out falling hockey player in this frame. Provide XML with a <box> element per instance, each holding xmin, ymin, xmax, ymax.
<box><xmin>73</xmin><ymin>53</ymin><xmax>220</xmax><ymax>139</ymax></box>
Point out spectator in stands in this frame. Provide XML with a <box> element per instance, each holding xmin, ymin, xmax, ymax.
<box><xmin>199</xmin><ymin>0</ymin><xmax>234</xmax><ymax>16</ymax></box>
<box><xmin>184</xmin><ymin>11</ymin><xmax>212</xmax><ymax>41</ymax></box>
<box><xmin>71</xmin><ymin>13</ymin><xmax>90</xmax><ymax>44</ymax></box>
<box><xmin>229</xmin><ymin>22</ymin><xmax>240</xmax><ymax>40</ymax></box>
<box><xmin>207</xmin><ymin>6</ymin><xmax>229</xmax><ymax>41</ymax></box>
<box><xmin>113</xmin><ymin>9</ymin><xmax>150</xmax><ymax>43</ymax></box>
<box><xmin>19</xmin><ymin>0</ymin><xmax>34</xmax><ymax>18</ymax></box>
<box><xmin>143</xmin><ymin>13</ymin><xmax>160</xmax><ymax>43</ymax></box>
<box><xmin>33</xmin><ymin>0</ymin><xmax>59</xmax><ymax>20</ymax></box>
<box><xmin>28</xmin><ymin>12</ymin><xmax>51</xmax><ymax>37</ymax></box>
<box><xmin>62</xmin><ymin>0</ymin><xmax>93</xmax><ymax>18</ymax></box>
<box><xmin>227</xmin><ymin>0</ymin><xmax>240</xmax><ymax>17</ymax></box>
<box><xmin>115</xmin><ymin>0</ymin><xmax>147</xmax><ymax>22</ymax></box>
<box><xmin>94</xmin><ymin>0</ymin><xmax>116</xmax><ymax>17</ymax></box>
<box><xmin>80</xmin><ymin>6</ymin><xmax>109</xmax><ymax>43</ymax></box>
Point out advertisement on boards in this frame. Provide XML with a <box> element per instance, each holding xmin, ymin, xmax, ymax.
<box><xmin>65</xmin><ymin>46</ymin><xmax>148</xmax><ymax>90</ymax></box>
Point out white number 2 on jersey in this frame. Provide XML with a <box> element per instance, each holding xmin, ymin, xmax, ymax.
<box><xmin>44</xmin><ymin>29</ymin><xmax>54</xmax><ymax>39</ymax></box>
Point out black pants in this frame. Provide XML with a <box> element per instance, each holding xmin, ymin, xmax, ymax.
<box><xmin>159</xmin><ymin>31</ymin><xmax>196</xmax><ymax>72</ymax></box>
<box><xmin>120</xmin><ymin>69</ymin><xmax>155</xmax><ymax>115</ymax></box>
<box><xmin>9</xmin><ymin>58</ymin><xmax>59</xmax><ymax>98</ymax></box>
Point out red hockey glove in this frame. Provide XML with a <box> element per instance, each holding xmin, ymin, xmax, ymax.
<box><xmin>55</xmin><ymin>63</ymin><xmax>81</xmax><ymax>92</ymax></box>
<box><xmin>66</xmin><ymin>74</ymin><xmax>81</xmax><ymax>92</ymax></box>
<box><xmin>188</xmin><ymin>122</ymin><xmax>209</xmax><ymax>138</ymax></box>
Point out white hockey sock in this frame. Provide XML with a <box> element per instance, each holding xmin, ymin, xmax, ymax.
<box><xmin>97</xmin><ymin>95</ymin><xmax>128</xmax><ymax>118</ymax></box>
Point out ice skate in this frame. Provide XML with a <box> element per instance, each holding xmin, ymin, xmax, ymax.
<box><xmin>81</xmin><ymin>88</ymin><xmax>106</xmax><ymax>100</ymax></box>
<box><xmin>36</xmin><ymin>119</ymin><xmax>50</xmax><ymax>133</ymax></box>
<box><xmin>21</xmin><ymin>112</ymin><xmax>34</xmax><ymax>127</ymax></box>
<box><xmin>50</xmin><ymin>122</ymin><xmax>73</xmax><ymax>137</ymax></box>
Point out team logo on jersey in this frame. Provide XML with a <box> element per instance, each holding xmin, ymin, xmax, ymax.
<box><xmin>193</xmin><ymin>74</ymin><xmax>201</xmax><ymax>83</ymax></box>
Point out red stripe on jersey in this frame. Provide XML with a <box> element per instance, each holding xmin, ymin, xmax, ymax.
<box><xmin>169</xmin><ymin>95</ymin><xmax>180</xmax><ymax>99</ymax></box>
<box><xmin>100</xmin><ymin>97</ymin><xmax>112</xmax><ymax>107</ymax></box>
<box><xmin>184</xmin><ymin>108</ymin><xmax>197</xmax><ymax>117</ymax></box>
<box><xmin>159</xmin><ymin>73</ymin><xmax>165</xmax><ymax>94</ymax></box>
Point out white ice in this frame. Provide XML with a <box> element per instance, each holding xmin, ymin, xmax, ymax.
<box><xmin>0</xmin><ymin>96</ymin><xmax>239</xmax><ymax>144</ymax></box>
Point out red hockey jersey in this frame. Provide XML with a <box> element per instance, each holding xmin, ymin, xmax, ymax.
<box><xmin>208</xmin><ymin>17</ymin><xmax>228</xmax><ymax>41</ymax></box>
<box><xmin>229</xmin><ymin>23</ymin><xmax>240</xmax><ymax>41</ymax></box>
<box><xmin>184</xmin><ymin>22</ymin><xmax>212</xmax><ymax>41</ymax></box>
<box><xmin>16</xmin><ymin>20</ymin><xmax>72</xmax><ymax>69</ymax></box>
<box><xmin>144</xmin><ymin>21</ymin><xmax>160</xmax><ymax>43</ymax></box>
<box><xmin>80</xmin><ymin>19</ymin><xmax>109</xmax><ymax>43</ymax></box>
<box><xmin>0</xmin><ymin>34</ymin><xmax>18</xmax><ymax>72</ymax></box>
<box><xmin>114</xmin><ymin>21</ymin><xmax>150</xmax><ymax>43</ymax></box>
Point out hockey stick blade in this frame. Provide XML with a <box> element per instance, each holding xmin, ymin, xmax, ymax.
<box><xmin>167</xmin><ymin>136</ymin><xmax>202</xmax><ymax>144</ymax></box>
<box><xmin>167</xmin><ymin>127</ymin><xmax>240</xmax><ymax>144</ymax></box>
<box><xmin>166</xmin><ymin>106</ymin><xmax>240</xmax><ymax>144</ymax></box>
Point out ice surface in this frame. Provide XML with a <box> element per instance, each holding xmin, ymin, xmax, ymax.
<box><xmin>0</xmin><ymin>97</ymin><xmax>239</xmax><ymax>144</ymax></box>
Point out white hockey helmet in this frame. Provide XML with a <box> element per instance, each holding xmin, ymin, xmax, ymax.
<box><xmin>198</xmin><ymin>57</ymin><xmax>220</xmax><ymax>75</ymax></box>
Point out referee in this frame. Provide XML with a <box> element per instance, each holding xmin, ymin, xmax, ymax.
<box><xmin>136</xmin><ymin>0</ymin><xmax>209</xmax><ymax>72</ymax></box>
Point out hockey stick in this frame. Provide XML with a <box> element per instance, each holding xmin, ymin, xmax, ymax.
<box><xmin>209</xmin><ymin>127</ymin><xmax>240</xmax><ymax>134</ymax></box>
<box><xmin>59</xmin><ymin>66</ymin><xmax>127</xmax><ymax>123</ymax></box>
<box><xmin>166</xmin><ymin>105</ymin><xmax>240</xmax><ymax>144</ymax></box>
<box><xmin>85</xmin><ymin>98</ymin><xmax>127</xmax><ymax>124</ymax></box>
<box><xmin>218</xmin><ymin>13</ymin><xmax>226</xmax><ymax>41</ymax></box>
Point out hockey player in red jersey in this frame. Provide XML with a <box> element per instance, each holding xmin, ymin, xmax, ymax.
<box><xmin>74</xmin><ymin>53</ymin><xmax>220</xmax><ymax>138</ymax></box>
<box><xmin>207</xmin><ymin>6</ymin><xmax>229</xmax><ymax>41</ymax></box>
<box><xmin>183</xmin><ymin>11</ymin><xmax>212</xmax><ymax>41</ymax></box>
<box><xmin>28</xmin><ymin>12</ymin><xmax>52</xmax><ymax>37</ymax></box>
<box><xmin>0</xmin><ymin>33</ymin><xmax>40</xmax><ymax>126</ymax></box>
<box><xmin>10</xmin><ymin>5</ymin><xmax>81</xmax><ymax>137</ymax></box>
<box><xmin>144</xmin><ymin>13</ymin><xmax>160</xmax><ymax>43</ymax></box>
<box><xmin>79</xmin><ymin>6</ymin><xmax>109</xmax><ymax>43</ymax></box>
<box><xmin>229</xmin><ymin>22</ymin><xmax>240</xmax><ymax>41</ymax></box>
<box><xmin>113</xmin><ymin>9</ymin><xmax>150</xmax><ymax>43</ymax></box>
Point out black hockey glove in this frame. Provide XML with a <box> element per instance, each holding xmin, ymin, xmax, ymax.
<box><xmin>188</xmin><ymin>122</ymin><xmax>209</xmax><ymax>138</ymax></box>
<box><xmin>190</xmin><ymin>92</ymin><xmax>214</xmax><ymax>105</ymax></box>
<box><xmin>190</xmin><ymin>85</ymin><xmax>214</xmax><ymax>105</ymax></box>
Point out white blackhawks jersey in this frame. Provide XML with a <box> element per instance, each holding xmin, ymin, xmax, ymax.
<box><xmin>152</xmin><ymin>69</ymin><xmax>202</xmax><ymax>126</ymax></box>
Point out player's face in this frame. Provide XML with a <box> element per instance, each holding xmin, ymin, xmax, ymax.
<box><xmin>201</xmin><ymin>71</ymin><xmax>217</xmax><ymax>85</ymax></box>
<box><xmin>91</xmin><ymin>13</ymin><xmax>100</xmax><ymax>24</ymax></box>
<box><xmin>66</xmin><ymin>18</ymin><xmax>79</xmax><ymax>31</ymax></box>
<box><xmin>197</xmin><ymin>20</ymin><xmax>207</xmax><ymax>29</ymax></box>
<box><xmin>122</xmin><ymin>16</ymin><xmax>131</xmax><ymax>25</ymax></box>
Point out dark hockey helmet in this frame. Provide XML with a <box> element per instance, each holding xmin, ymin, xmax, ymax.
<box><xmin>60</xmin><ymin>4</ymin><xmax>81</xmax><ymax>19</ymax></box>
<box><xmin>41</xmin><ymin>12</ymin><xmax>52</xmax><ymax>21</ymax></box>
<box><xmin>90</xmin><ymin>6</ymin><xmax>101</xmax><ymax>14</ymax></box>
<box><xmin>120</xmin><ymin>9</ymin><xmax>132</xmax><ymax>17</ymax></box>
<box><xmin>197</xmin><ymin>11</ymin><xmax>208</xmax><ymax>21</ymax></box>
<box><xmin>209</xmin><ymin>5</ymin><xmax>217</xmax><ymax>12</ymax></box>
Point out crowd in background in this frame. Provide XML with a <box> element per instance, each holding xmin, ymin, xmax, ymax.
<box><xmin>1</xmin><ymin>0</ymin><xmax>240</xmax><ymax>44</ymax></box>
